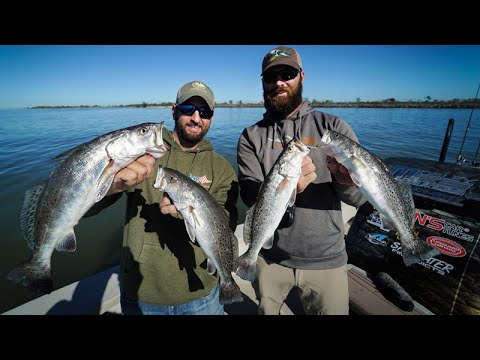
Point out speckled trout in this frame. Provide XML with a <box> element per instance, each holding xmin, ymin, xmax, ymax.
<box><xmin>153</xmin><ymin>166</ymin><xmax>243</xmax><ymax>305</ymax></box>
<box><xmin>8</xmin><ymin>122</ymin><xmax>168</xmax><ymax>294</ymax></box>
<box><xmin>236</xmin><ymin>138</ymin><xmax>310</xmax><ymax>282</ymax></box>
<box><xmin>318</xmin><ymin>129</ymin><xmax>440</xmax><ymax>266</ymax></box>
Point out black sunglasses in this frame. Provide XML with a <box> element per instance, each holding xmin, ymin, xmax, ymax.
<box><xmin>176</xmin><ymin>104</ymin><xmax>214</xmax><ymax>119</ymax></box>
<box><xmin>262</xmin><ymin>68</ymin><xmax>301</xmax><ymax>83</ymax></box>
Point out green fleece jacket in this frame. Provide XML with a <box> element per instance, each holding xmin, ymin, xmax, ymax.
<box><xmin>87</xmin><ymin>129</ymin><xmax>238</xmax><ymax>305</ymax></box>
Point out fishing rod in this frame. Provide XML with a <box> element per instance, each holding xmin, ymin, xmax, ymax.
<box><xmin>473</xmin><ymin>139</ymin><xmax>480</xmax><ymax>166</ymax></box>
<box><xmin>457</xmin><ymin>82</ymin><xmax>480</xmax><ymax>163</ymax></box>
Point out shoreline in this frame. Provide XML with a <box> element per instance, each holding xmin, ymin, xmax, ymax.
<box><xmin>28</xmin><ymin>101</ymin><xmax>480</xmax><ymax>110</ymax></box>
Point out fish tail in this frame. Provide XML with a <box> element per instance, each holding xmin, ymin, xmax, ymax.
<box><xmin>6</xmin><ymin>261</ymin><xmax>53</xmax><ymax>294</ymax></box>
<box><xmin>235</xmin><ymin>253</ymin><xmax>257</xmax><ymax>282</ymax></box>
<box><xmin>402</xmin><ymin>237</ymin><xmax>441</xmax><ymax>267</ymax></box>
<box><xmin>219</xmin><ymin>279</ymin><xmax>243</xmax><ymax>305</ymax></box>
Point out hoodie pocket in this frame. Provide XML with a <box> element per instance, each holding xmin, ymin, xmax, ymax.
<box><xmin>327</xmin><ymin>209</ymin><xmax>344</xmax><ymax>234</ymax></box>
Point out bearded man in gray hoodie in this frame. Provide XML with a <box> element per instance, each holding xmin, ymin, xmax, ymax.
<box><xmin>237</xmin><ymin>46</ymin><xmax>366</xmax><ymax>315</ymax></box>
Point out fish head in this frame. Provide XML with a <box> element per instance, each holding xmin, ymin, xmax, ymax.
<box><xmin>318</xmin><ymin>130</ymin><xmax>351</xmax><ymax>160</ymax></box>
<box><xmin>279</xmin><ymin>138</ymin><xmax>310</xmax><ymax>176</ymax></box>
<box><xmin>153</xmin><ymin>165</ymin><xmax>168</xmax><ymax>191</ymax></box>
<box><xmin>153</xmin><ymin>166</ymin><xmax>184</xmax><ymax>193</ymax></box>
<box><xmin>320</xmin><ymin>129</ymin><xmax>332</xmax><ymax>145</ymax></box>
<box><xmin>106</xmin><ymin>122</ymin><xmax>168</xmax><ymax>162</ymax></box>
<box><xmin>144</xmin><ymin>122</ymin><xmax>168</xmax><ymax>159</ymax></box>
<box><xmin>153</xmin><ymin>166</ymin><xmax>196</xmax><ymax>208</ymax></box>
<box><xmin>292</xmin><ymin>137</ymin><xmax>310</xmax><ymax>156</ymax></box>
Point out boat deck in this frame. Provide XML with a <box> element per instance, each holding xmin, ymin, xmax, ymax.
<box><xmin>3</xmin><ymin>203</ymin><xmax>433</xmax><ymax>315</ymax></box>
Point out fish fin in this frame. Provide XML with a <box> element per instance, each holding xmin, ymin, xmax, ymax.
<box><xmin>402</xmin><ymin>237</ymin><xmax>441</xmax><ymax>267</ymax></box>
<box><xmin>243</xmin><ymin>206</ymin><xmax>254</xmax><ymax>245</ymax></box>
<box><xmin>262</xmin><ymin>234</ymin><xmax>274</xmax><ymax>249</ymax></box>
<box><xmin>184</xmin><ymin>221</ymin><xmax>197</xmax><ymax>244</ymax></box>
<box><xmin>236</xmin><ymin>253</ymin><xmax>257</xmax><ymax>282</ymax></box>
<box><xmin>19</xmin><ymin>182</ymin><xmax>47</xmax><ymax>251</ymax></box>
<box><xmin>219</xmin><ymin>279</ymin><xmax>244</xmax><ymax>305</ymax></box>
<box><xmin>288</xmin><ymin>187</ymin><xmax>297</xmax><ymax>207</ymax></box>
<box><xmin>95</xmin><ymin>159</ymin><xmax>116</xmax><ymax>202</ymax></box>
<box><xmin>52</xmin><ymin>144</ymin><xmax>81</xmax><ymax>162</ymax></box>
<box><xmin>207</xmin><ymin>259</ymin><xmax>216</xmax><ymax>275</ymax></box>
<box><xmin>276</xmin><ymin>177</ymin><xmax>292</xmax><ymax>194</ymax></box>
<box><xmin>349</xmin><ymin>172</ymin><xmax>363</xmax><ymax>187</ymax></box>
<box><xmin>348</xmin><ymin>157</ymin><xmax>365</xmax><ymax>187</ymax></box>
<box><xmin>7</xmin><ymin>261</ymin><xmax>53</xmax><ymax>294</ymax></box>
<box><xmin>378</xmin><ymin>213</ymin><xmax>396</xmax><ymax>231</ymax></box>
<box><xmin>48</xmin><ymin>144</ymin><xmax>85</xmax><ymax>175</ymax></box>
<box><xmin>55</xmin><ymin>232</ymin><xmax>77</xmax><ymax>252</ymax></box>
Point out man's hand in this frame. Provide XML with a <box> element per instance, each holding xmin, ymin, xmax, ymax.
<box><xmin>297</xmin><ymin>156</ymin><xmax>317</xmax><ymax>194</ymax></box>
<box><xmin>106</xmin><ymin>154</ymin><xmax>156</xmax><ymax>196</ymax></box>
<box><xmin>326</xmin><ymin>156</ymin><xmax>355</xmax><ymax>186</ymax></box>
<box><xmin>159</xmin><ymin>194</ymin><xmax>179</xmax><ymax>215</ymax></box>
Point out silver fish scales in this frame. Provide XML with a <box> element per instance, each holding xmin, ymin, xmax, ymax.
<box><xmin>318</xmin><ymin>129</ymin><xmax>440</xmax><ymax>266</ymax></box>
<box><xmin>8</xmin><ymin>122</ymin><xmax>167</xmax><ymax>293</ymax></box>
<box><xmin>236</xmin><ymin>138</ymin><xmax>310</xmax><ymax>282</ymax></box>
<box><xmin>153</xmin><ymin>166</ymin><xmax>243</xmax><ymax>305</ymax></box>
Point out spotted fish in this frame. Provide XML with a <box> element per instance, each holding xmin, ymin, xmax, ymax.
<box><xmin>7</xmin><ymin>122</ymin><xmax>168</xmax><ymax>293</ymax></box>
<box><xmin>153</xmin><ymin>166</ymin><xmax>243</xmax><ymax>305</ymax></box>
<box><xmin>318</xmin><ymin>129</ymin><xmax>440</xmax><ymax>266</ymax></box>
<box><xmin>236</xmin><ymin>138</ymin><xmax>310</xmax><ymax>282</ymax></box>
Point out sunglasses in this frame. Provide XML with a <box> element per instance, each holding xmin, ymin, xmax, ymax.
<box><xmin>176</xmin><ymin>104</ymin><xmax>214</xmax><ymax>119</ymax></box>
<box><xmin>262</xmin><ymin>68</ymin><xmax>301</xmax><ymax>83</ymax></box>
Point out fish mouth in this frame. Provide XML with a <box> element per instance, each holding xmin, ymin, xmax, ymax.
<box><xmin>293</xmin><ymin>138</ymin><xmax>310</xmax><ymax>153</ymax></box>
<box><xmin>319</xmin><ymin>130</ymin><xmax>331</xmax><ymax>145</ymax></box>
<box><xmin>149</xmin><ymin>122</ymin><xmax>168</xmax><ymax>159</ymax></box>
<box><xmin>153</xmin><ymin>166</ymin><xmax>166</xmax><ymax>190</ymax></box>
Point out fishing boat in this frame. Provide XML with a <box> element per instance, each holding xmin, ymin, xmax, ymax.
<box><xmin>344</xmin><ymin>99</ymin><xmax>480</xmax><ymax>315</ymax></box>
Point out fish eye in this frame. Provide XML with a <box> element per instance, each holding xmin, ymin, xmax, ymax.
<box><xmin>139</xmin><ymin>127</ymin><xmax>147</xmax><ymax>135</ymax></box>
<box><xmin>288</xmin><ymin>146</ymin><xmax>294</xmax><ymax>152</ymax></box>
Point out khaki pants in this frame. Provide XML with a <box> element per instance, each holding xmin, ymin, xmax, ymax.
<box><xmin>253</xmin><ymin>256</ymin><xmax>349</xmax><ymax>315</ymax></box>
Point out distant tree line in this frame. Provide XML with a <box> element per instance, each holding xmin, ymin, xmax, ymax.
<box><xmin>30</xmin><ymin>98</ymin><xmax>480</xmax><ymax>109</ymax></box>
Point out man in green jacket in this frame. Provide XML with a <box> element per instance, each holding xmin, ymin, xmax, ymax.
<box><xmin>87</xmin><ymin>81</ymin><xmax>238</xmax><ymax>315</ymax></box>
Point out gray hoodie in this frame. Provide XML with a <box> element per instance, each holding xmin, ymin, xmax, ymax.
<box><xmin>237</xmin><ymin>101</ymin><xmax>366</xmax><ymax>269</ymax></box>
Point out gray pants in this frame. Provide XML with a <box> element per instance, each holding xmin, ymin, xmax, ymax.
<box><xmin>253</xmin><ymin>256</ymin><xmax>349</xmax><ymax>315</ymax></box>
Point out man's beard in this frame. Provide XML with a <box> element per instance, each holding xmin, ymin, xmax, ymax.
<box><xmin>263</xmin><ymin>82</ymin><xmax>303</xmax><ymax>118</ymax></box>
<box><xmin>175</xmin><ymin>121</ymin><xmax>209</xmax><ymax>147</ymax></box>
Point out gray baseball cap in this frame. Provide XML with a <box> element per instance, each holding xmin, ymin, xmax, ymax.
<box><xmin>176</xmin><ymin>81</ymin><xmax>215</xmax><ymax>110</ymax></box>
<box><xmin>261</xmin><ymin>46</ymin><xmax>303</xmax><ymax>75</ymax></box>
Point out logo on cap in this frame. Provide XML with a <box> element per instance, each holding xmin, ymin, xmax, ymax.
<box><xmin>266</xmin><ymin>49</ymin><xmax>292</xmax><ymax>62</ymax></box>
<box><xmin>191</xmin><ymin>81</ymin><xmax>207</xmax><ymax>90</ymax></box>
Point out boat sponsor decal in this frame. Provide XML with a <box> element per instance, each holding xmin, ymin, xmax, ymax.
<box><xmin>366</xmin><ymin>233</ymin><xmax>389</xmax><ymax>247</ymax></box>
<box><xmin>390</xmin><ymin>241</ymin><xmax>454</xmax><ymax>275</ymax></box>
<box><xmin>415</xmin><ymin>211</ymin><xmax>475</xmax><ymax>242</ymax></box>
<box><xmin>366</xmin><ymin>211</ymin><xmax>391</xmax><ymax>232</ymax></box>
<box><xmin>426</xmin><ymin>236</ymin><xmax>466</xmax><ymax>257</ymax></box>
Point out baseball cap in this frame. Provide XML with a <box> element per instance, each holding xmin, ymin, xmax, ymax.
<box><xmin>261</xmin><ymin>46</ymin><xmax>303</xmax><ymax>75</ymax></box>
<box><xmin>176</xmin><ymin>81</ymin><xmax>215</xmax><ymax>110</ymax></box>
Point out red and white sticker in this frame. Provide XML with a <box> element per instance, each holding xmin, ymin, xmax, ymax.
<box><xmin>426</xmin><ymin>236</ymin><xmax>466</xmax><ymax>257</ymax></box>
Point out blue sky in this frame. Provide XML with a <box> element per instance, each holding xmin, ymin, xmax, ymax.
<box><xmin>0</xmin><ymin>45</ymin><xmax>479</xmax><ymax>109</ymax></box>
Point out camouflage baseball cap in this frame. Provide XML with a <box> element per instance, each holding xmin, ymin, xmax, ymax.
<box><xmin>261</xmin><ymin>46</ymin><xmax>303</xmax><ymax>75</ymax></box>
<box><xmin>176</xmin><ymin>81</ymin><xmax>215</xmax><ymax>110</ymax></box>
